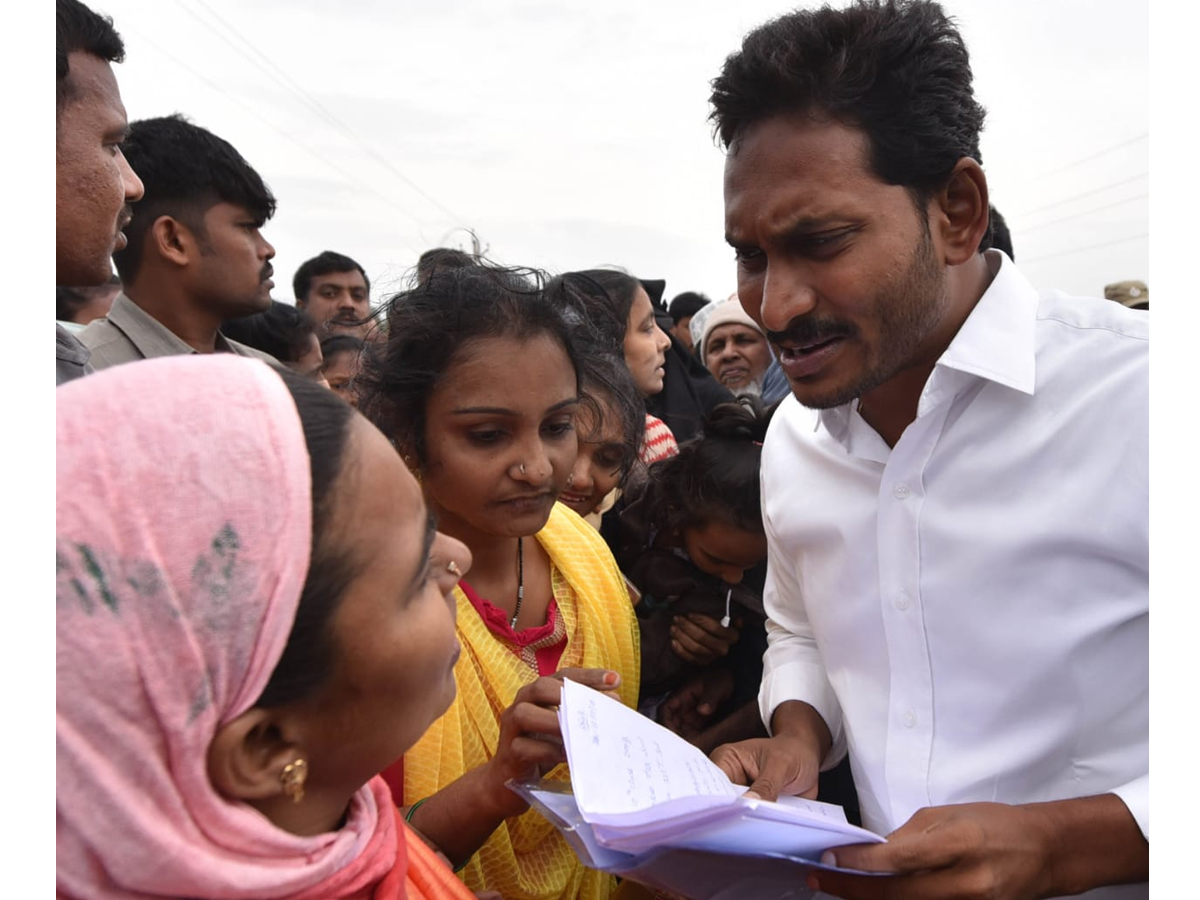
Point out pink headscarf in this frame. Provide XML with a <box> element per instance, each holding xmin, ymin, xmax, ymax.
<box><xmin>56</xmin><ymin>356</ymin><xmax>400</xmax><ymax>900</ymax></box>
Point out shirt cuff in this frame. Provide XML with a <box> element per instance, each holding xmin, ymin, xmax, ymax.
<box><xmin>757</xmin><ymin>658</ymin><xmax>846</xmax><ymax>771</ymax></box>
<box><xmin>1109</xmin><ymin>773</ymin><xmax>1148</xmax><ymax>841</ymax></box>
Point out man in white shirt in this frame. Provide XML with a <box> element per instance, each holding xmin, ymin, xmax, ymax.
<box><xmin>708</xmin><ymin>2</ymin><xmax>1148</xmax><ymax>898</ymax></box>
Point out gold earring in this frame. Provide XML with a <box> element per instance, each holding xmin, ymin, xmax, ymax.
<box><xmin>447</xmin><ymin>560</ymin><xmax>462</xmax><ymax>577</ymax></box>
<box><xmin>280</xmin><ymin>758</ymin><xmax>308</xmax><ymax>804</ymax></box>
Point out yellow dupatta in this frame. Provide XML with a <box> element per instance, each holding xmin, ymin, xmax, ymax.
<box><xmin>403</xmin><ymin>503</ymin><xmax>641</xmax><ymax>900</ymax></box>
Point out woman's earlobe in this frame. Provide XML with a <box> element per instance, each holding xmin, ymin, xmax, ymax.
<box><xmin>207</xmin><ymin>708</ymin><xmax>305</xmax><ymax>803</ymax></box>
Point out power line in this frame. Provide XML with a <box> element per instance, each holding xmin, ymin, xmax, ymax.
<box><xmin>1018</xmin><ymin>191</ymin><xmax>1149</xmax><ymax>234</ymax></box>
<box><xmin>181</xmin><ymin>0</ymin><xmax>466</xmax><ymax>227</ymax></box>
<box><xmin>123</xmin><ymin>23</ymin><xmax>425</xmax><ymax>253</ymax></box>
<box><xmin>1014</xmin><ymin>172</ymin><xmax>1149</xmax><ymax>219</ymax></box>
<box><xmin>1020</xmin><ymin>232</ymin><xmax>1149</xmax><ymax>266</ymax></box>
<box><xmin>1024</xmin><ymin>132</ymin><xmax>1149</xmax><ymax>183</ymax></box>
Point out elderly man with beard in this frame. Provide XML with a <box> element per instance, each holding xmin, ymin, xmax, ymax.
<box><xmin>700</xmin><ymin>294</ymin><xmax>774</xmax><ymax>396</ymax></box>
<box><xmin>80</xmin><ymin>114</ymin><xmax>278</xmax><ymax>369</ymax></box>
<box><xmin>709</xmin><ymin>2</ymin><xmax>1148</xmax><ymax>899</ymax></box>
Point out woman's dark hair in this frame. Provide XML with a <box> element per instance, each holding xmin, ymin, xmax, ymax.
<box><xmin>545</xmin><ymin>269</ymin><xmax>643</xmax><ymax>355</ymax></box>
<box><xmin>575</xmin><ymin>344</ymin><xmax>645</xmax><ymax>484</ymax></box>
<box><xmin>357</xmin><ymin>261</ymin><xmax>584</xmax><ymax>463</ymax></box>
<box><xmin>255</xmin><ymin>368</ymin><xmax>356</xmax><ymax>708</ymax></box>
<box><xmin>320</xmin><ymin>334</ymin><xmax>367</xmax><ymax>363</ymax></box>
<box><xmin>709</xmin><ymin>0</ymin><xmax>986</xmax><ymax>207</ymax></box>
<box><xmin>642</xmin><ymin>395</ymin><xmax>774</xmax><ymax>536</ymax></box>
<box><xmin>221</xmin><ymin>301</ymin><xmax>317</xmax><ymax>363</ymax></box>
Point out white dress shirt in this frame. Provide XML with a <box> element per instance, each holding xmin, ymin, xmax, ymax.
<box><xmin>759</xmin><ymin>252</ymin><xmax>1147</xmax><ymax>897</ymax></box>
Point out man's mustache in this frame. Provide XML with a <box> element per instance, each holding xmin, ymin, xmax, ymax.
<box><xmin>766</xmin><ymin>317</ymin><xmax>855</xmax><ymax>346</ymax></box>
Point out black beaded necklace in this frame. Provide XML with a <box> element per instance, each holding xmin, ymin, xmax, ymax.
<box><xmin>510</xmin><ymin>536</ymin><xmax>524</xmax><ymax>629</ymax></box>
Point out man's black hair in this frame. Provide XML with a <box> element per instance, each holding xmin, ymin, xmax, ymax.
<box><xmin>709</xmin><ymin>0</ymin><xmax>986</xmax><ymax>205</ymax></box>
<box><xmin>668</xmin><ymin>291</ymin><xmax>711</xmax><ymax>324</ymax></box>
<box><xmin>56</xmin><ymin>0</ymin><xmax>125</xmax><ymax>113</ymax></box>
<box><xmin>292</xmin><ymin>250</ymin><xmax>370</xmax><ymax>302</ymax></box>
<box><xmin>111</xmin><ymin>114</ymin><xmax>276</xmax><ymax>284</ymax></box>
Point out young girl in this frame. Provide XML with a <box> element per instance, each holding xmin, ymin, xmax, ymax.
<box><xmin>557</xmin><ymin>347</ymin><xmax>645</xmax><ymax>527</ymax></box>
<box><xmin>548</xmin><ymin>270</ymin><xmax>677</xmax><ymax>466</ymax></box>
<box><xmin>320</xmin><ymin>333</ymin><xmax>367</xmax><ymax>407</ymax></box>
<box><xmin>359</xmin><ymin>263</ymin><xmax>640</xmax><ymax>900</ymax></box>
<box><xmin>609</xmin><ymin>396</ymin><xmax>774</xmax><ymax>752</ymax></box>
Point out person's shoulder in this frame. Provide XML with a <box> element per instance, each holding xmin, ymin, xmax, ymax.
<box><xmin>77</xmin><ymin>316</ymin><xmax>124</xmax><ymax>350</ymax></box>
<box><xmin>1036</xmin><ymin>290</ymin><xmax>1149</xmax><ymax>346</ymax></box>
<box><xmin>77</xmin><ymin>318</ymin><xmax>141</xmax><ymax>373</ymax></box>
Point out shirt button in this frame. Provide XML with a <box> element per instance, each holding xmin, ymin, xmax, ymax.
<box><xmin>893</xmin><ymin>483</ymin><xmax>910</xmax><ymax>499</ymax></box>
<box><xmin>903</xmin><ymin>710</ymin><xmax>917</xmax><ymax>728</ymax></box>
<box><xmin>894</xmin><ymin>591</ymin><xmax>910</xmax><ymax>611</ymax></box>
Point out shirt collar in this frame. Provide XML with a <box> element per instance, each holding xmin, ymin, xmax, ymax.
<box><xmin>817</xmin><ymin>249</ymin><xmax>1039</xmax><ymax>444</ymax></box>
<box><xmin>933</xmin><ymin>249</ymin><xmax>1037</xmax><ymax>397</ymax></box>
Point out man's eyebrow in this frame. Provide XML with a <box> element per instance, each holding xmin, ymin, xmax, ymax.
<box><xmin>726</xmin><ymin>215</ymin><xmax>842</xmax><ymax>247</ymax></box>
<box><xmin>105</xmin><ymin>125</ymin><xmax>132</xmax><ymax>142</ymax></box>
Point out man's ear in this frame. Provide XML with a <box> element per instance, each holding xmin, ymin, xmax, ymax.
<box><xmin>295</xmin><ymin>296</ymin><xmax>308</xmax><ymax>310</ymax></box>
<box><xmin>207</xmin><ymin>707</ymin><xmax>306</xmax><ymax>803</ymax></box>
<box><xmin>150</xmin><ymin>216</ymin><xmax>196</xmax><ymax>269</ymax></box>
<box><xmin>931</xmin><ymin>158</ymin><xmax>990</xmax><ymax>267</ymax></box>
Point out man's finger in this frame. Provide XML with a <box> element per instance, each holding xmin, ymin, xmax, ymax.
<box><xmin>711</xmin><ymin>743</ymin><xmax>758</xmax><ymax>786</ymax></box>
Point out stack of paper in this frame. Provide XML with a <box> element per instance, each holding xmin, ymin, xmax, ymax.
<box><xmin>547</xmin><ymin>677</ymin><xmax>883</xmax><ymax>861</ymax></box>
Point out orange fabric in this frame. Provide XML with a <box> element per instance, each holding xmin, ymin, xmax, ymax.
<box><xmin>400</xmin><ymin>820</ymin><xmax>477</xmax><ymax>900</ymax></box>
<box><xmin>367</xmin><ymin>811</ymin><xmax>477</xmax><ymax>900</ymax></box>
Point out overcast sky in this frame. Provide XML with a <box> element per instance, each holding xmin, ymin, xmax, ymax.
<box><xmin>93</xmin><ymin>0</ymin><xmax>1148</xmax><ymax>306</ymax></box>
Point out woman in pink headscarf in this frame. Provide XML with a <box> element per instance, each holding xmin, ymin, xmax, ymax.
<box><xmin>56</xmin><ymin>354</ymin><xmax>480</xmax><ymax>900</ymax></box>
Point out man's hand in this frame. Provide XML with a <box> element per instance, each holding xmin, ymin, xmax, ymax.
<box><xmin>710</xmin><ymin>700</ymin><xmax>831</xmax><ymax>800</ymax></box>
<box><xmin>659</xmin><ymin>667</ymin><xmax>735</xmax><ymax>739</ymax></box>
<box><xmin>482</xmin><ymin>667</ymin><xmax>621</xmax><ymax>818</ymax></box>
<box><xmin>710</xmin><ymin>732</ymin><xmax>821</xmax><ymax>800</ymax></box>
<box><xmin>670</xmin><ymin>612</ymin><xmax>741</xmax><ymax>664</ymax></box>
<box><xmin>809</xmin><ymin>795</ymin><xmax>1148</xmax><ymax>900</ymax></box>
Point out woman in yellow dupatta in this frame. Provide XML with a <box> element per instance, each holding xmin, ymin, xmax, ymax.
<box><xmin>360</xmin><ymin>263</ymin><xmax>641</xmax><ymax>900</ymax></box>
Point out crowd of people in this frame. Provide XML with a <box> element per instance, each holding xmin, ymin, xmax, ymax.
<box><xmin>56</xmin><ymin>0</ymin><xmax>1148</xmax><ymax>898</ymax></box>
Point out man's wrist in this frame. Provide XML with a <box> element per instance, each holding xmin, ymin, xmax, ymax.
<box><xmin>768</xmin><ymin>700</ymin><xmax>832</xmax><ymax>764</ymax></box>
<box><xmin>1028</xmin><ymin>793</ymin><xmax>1149</xmax><ymax>897</ymax></box>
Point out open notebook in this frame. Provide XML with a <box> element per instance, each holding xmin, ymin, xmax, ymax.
<box><xmin>511</xmin><ymin>679</ymin><xmax>885</xmax><ymax>899</ymax></box>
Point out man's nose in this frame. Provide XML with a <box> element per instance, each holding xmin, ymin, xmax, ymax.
<box><xmin>760</xmin><ymin>266</ymin><xmax>817</xmax><ymax>333</ymax></box>
<box><xmin>120</xmin><ymin>152</ymin><xmax>144</xmax><ymax>204</ymax></box>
